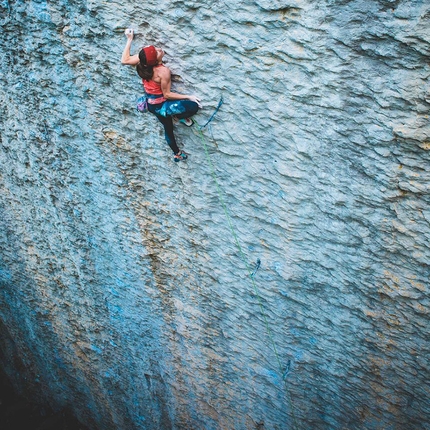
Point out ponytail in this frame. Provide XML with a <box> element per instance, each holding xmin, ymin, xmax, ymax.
<box><xmin>136</xmin><ymin>48</ymin><xmax>154</xmax><ymax>81</ymax></box>
<box><xmin>136</xmin><ymin>63</ymin><xmax>154</xmax><ymax>80</ymax></box>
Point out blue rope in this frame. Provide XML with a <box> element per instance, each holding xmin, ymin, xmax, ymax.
<box><xmin>196</xmin><ymin>96</ymin><xmax>224</xmax><ymax>130</ymax></box>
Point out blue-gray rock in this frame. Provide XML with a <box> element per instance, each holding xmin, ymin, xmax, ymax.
<box><xmin>0</xmin><ymin>0</ymin><xmax>429</xmax><ymax>429</ymax></box>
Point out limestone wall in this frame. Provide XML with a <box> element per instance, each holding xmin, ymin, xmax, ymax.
<box><xmin>0</xmin><ymin>0</ymin><xmax>429</xmax><ymax>429</ymax></box>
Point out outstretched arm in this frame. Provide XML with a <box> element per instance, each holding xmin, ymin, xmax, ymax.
<box><xmin>159</xmin><ymin>67</ymin><xmax>201</xmax><ymax>107</ymax></box>
<box><xmin>121</xmin><ymin>29</ymin><xmax>139</xmax><ymax>65</ymax></box>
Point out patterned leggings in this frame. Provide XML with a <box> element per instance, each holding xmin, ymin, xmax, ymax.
<box><xmin>148</xmin><ymin>100</ymin><xmax>199</xmax><ymax>154</ymax></box>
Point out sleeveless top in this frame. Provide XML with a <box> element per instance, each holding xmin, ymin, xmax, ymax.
<box><xmin>143</xmin><ymin>65</ymin><xmax>167</xmax><ymax>104</ymax></box>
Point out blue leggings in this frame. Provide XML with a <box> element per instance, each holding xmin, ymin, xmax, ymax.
<box><xmin>148</xmin><ymin>100</ymin><xmax>199</xmax><ymax>154</ymax></box>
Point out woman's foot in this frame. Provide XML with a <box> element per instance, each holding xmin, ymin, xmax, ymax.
<box><xmin>174</xmin><ymin>151</ymin><xmax>188</xmax><ymax>162</ymax></box>
<box><xmin>172</xmin><ymin>117</ymin><xmax>194</xmax><ymax>127</ymax></box>
<box><xmin>179</xmin><ymin>118</ymin><xmax>194</xmax><ymax>127</ymax></box>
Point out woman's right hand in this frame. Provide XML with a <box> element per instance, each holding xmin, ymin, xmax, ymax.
<box><xmin>188</xmin><ymin>95</ymin><xmax>202</xmax><ymax>108</ymax></box>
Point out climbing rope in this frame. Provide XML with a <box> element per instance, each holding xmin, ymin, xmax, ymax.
<box><xmin>194</xmin><ymin>105</ymin><xmax>299</xmax><ymax>428</ymax></box>
<box><xmin>195</xmin><ymin>96</ymin><xmax>224</xmax><ymax>130</ymax></box>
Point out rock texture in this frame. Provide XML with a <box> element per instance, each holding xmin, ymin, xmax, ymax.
<box><xmin>1</xmin><ymin>0</ymin><xmax>429</xmax><ymax>429</ymax></box>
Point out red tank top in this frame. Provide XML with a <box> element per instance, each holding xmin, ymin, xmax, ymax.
<box><xmin>143</xmin><ymin>65</ymin><xmax>166</xmax><ymax>104</ymax></box>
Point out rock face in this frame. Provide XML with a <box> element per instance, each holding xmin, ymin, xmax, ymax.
<box><xmin>0</xmin><ymin>0</ymin><xmax>429</xmax><ymax>429</ymax></box>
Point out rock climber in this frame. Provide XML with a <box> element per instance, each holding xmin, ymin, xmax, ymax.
<box><xmin>121</xmin><ymin>29</ymin><xmax>201</xmax><ymax>162</ymax></box>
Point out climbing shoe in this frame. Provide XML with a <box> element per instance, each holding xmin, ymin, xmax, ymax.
<box><xmin>179</xmin><ymin>118</ymin><xmax>194</xmax><ymax>127</ymax></box>
<box><xmin>174</xmin><ymin>151</ymin><xmax>188</xmax><ymax>162</ymax></box>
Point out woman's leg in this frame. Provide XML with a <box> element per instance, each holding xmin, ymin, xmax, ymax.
<box><xmin>157</xmin><ymin>114</ymin><xmax>181</xmax><ymax>154</ymax></box>
<box><xmin>148</xmin><ymin>104</ymin><xmax>180</xmax><ymax>154</ymax></box>
<box><xmin>162</xmin><ymin>100</ymin><xmax>199</xmax><ymax>120</ymax></box>
<box><xmin>173</xmin><ymin>100</ymin><xmax>199</xmax><ymax>120</ymax></box>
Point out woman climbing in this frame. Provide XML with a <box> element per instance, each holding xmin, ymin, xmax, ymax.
<box><xmin>121</xmin><ymin>29</ymin><xmax>201</xmax><ymax>162</ymax></box>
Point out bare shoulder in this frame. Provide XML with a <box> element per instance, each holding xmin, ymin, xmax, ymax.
<box><xmin>157</xmin><ymin>65</ymin><xmax>171</xmax><ymax>77</ymax></box>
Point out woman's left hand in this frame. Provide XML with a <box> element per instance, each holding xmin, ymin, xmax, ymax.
<box><xmin>124</xmin><ymin>28</ymin><xmax>134</xmax><ymax>40</ymax></box>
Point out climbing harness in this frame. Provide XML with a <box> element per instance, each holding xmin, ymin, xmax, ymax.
<box><xmin>195</xmin><ymin>101</ymin><xmax>298</xmax><ymax>429</ymax></box>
